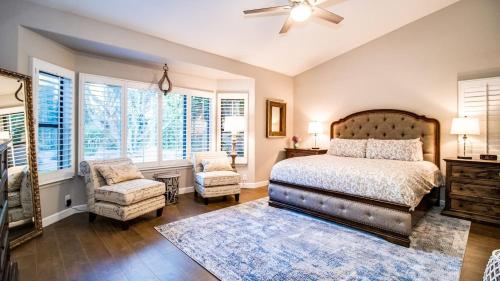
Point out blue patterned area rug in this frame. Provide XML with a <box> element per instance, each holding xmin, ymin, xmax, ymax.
<box><xmin>155</xmin><ymin>198</ymin><xmax>470</xmax><ymax>281</ymax></box>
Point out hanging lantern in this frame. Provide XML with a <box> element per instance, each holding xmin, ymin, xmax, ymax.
<box><xmin>158</xmin><ymin>63</ymin><xmax>172</xmax><ymax>95</ymax></box>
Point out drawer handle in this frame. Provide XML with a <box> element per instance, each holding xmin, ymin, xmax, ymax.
<box><xmin>459</xmin><ymin>187</ymin><xmax>463</xmax><ymax>191</ymax></box>
<box><xmin>459</xmin><ymin>204</ymin><xmax>464</xmax><ymax>208</ymax></box>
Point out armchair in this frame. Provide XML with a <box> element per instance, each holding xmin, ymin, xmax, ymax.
<box><xmin>193</xmin><ymin>152</ymin><xmax>241</xmax><ymax>204</ymax></box>
<box><xmin>80</xmin><ymin>158</ymin><xmax>165</xmax><ymax>230</ymax></box>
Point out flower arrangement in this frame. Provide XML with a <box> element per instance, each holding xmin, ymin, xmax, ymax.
<box><xmin>291</xmin><ymin>135</ymin><xmax>300</xmax><ymax>148</ymax></box>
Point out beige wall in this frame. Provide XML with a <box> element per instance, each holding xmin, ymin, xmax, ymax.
<box><xmin>0</xmin><ymin>0</ymin><xmax>293</xmax><ymax>219</ymax></box>
<box><xmin>294</xmin><ymin>0</ymin><xmax>500</xmax><ymax>169</ymax></box>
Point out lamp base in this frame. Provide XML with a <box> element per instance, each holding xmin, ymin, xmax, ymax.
<box><xmin>457</xmin><ymin>156</ymin><xmax>472</xmax><ymax>160</ymax></box>
<box><xmin>311</xmin><ymin>147</ymin><xmax>320</xmax><ymax>150</ymax></box>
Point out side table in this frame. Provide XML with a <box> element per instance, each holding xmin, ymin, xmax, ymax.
<box><xmin>153</xmin><ymin>173</ymin><xmax>180</xmax><ymax>205</ymax></box>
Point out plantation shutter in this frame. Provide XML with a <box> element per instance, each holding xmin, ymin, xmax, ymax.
<box><xmin>127</xmin><ymin>87</ymin><xmax>158</xmax><ymax>163</ymax></box>
<box><xmin>37</xmin><ymin>71</ymin><xmax>73</xmax><ymax>172</ymax></box>
<box><xmin>162</xmin><ymin>93</ymin><xmax>187</xmax><ymax>160</ymax></box>
<box><xmin>191</xmin><ymin>96</ymin><xmax>213</xmax><ymax>153</ymax></box>
<box><xmin>458</xmin><ymin>77</ymin><xmax>500</xmax><ymax>157</ymax></box>
<box><xmin>0</xmin><ymin>110</ymin><xmax>27</xmax><ymax>168</ymax></box>
<box><xmin>83</xmin><ymin>82</ymin><xmax>122</xmax><ymax>160</ymax></box>
<box><xmin>219</xmin><ymin>97</ymin><xmax>247</xmax><ymax>160</ymax></box>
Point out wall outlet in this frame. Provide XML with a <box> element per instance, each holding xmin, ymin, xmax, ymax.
<box><xmin>65</xmin><ymin>194</ymin><xmax>72</xmax><ymax>207</ymax></box>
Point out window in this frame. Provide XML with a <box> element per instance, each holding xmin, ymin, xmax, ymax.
<box><xmin>191</xmin><ymin>96</ymin><xmax>213</xmax><ymax>153</ymax></box>
<box><xmin>217</xmin><ymin>93</ymin><xmax>248</xmax><ymax>164</ymax></box>
<box><xmin>0</xmin><ymin>107</ymin><xmax>27</xmax><ymax>168</ymax></box>
<box><xmin>458</xmin><ymin>77</ymin><xmax>500</xmax><ymax>157</ymax></box>
<box><xmin>127</xmin><ymin>85</ymin><xmax>158</xmax><ymax>163</ymax></box>
<box><xmin>162</xmin><ymin>92</ymin><xmax>187</xmax><ymax>160</ymax></box>
<box><xmin>80</xmin><ymin>74</ymin><xmax>215</xmax><ymax>166</ymax></box>
<box><xmin>33</xmin><ymin>59</ymin><xmax>75</xmax><ymax>184</ymax></box>
<box><xmin>82</xmin><ymin>80</ymin><xmax>122</xmax><ymax>161</ymax></box>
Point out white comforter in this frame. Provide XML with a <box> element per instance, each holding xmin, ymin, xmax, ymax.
<box><xmin>270</xmin><ymin>155</ymin><xmax>443</xmax><ymax>209</ymax></box>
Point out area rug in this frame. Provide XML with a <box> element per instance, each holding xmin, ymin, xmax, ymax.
<box><xmin>155</xmin><ymin>198</ymin><xmax>470</xmax><ymax>281</ymax></box>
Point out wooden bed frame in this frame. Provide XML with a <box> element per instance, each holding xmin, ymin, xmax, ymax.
<box><xmin>269</xmin><ymin>109</ymin><xmax>441</xmax><ymax>247</ymax></box>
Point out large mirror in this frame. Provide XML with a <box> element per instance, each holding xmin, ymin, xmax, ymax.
<box><xmin>266</xmin><ymin>100</ymin><xmax>286</xmax><ymax>138</ymax></box>
<box><xmin>0</xmin><ymin>68</ymin><xmax>43</xmax><ymax>248</ymax></box>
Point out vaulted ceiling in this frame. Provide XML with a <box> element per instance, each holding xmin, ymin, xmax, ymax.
<box><xmin>26</xmin><ymin>0</ymin><xmax>459</xmax><ymax>76</ymax></box>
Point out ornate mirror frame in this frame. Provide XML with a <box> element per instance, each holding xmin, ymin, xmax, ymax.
<box><xmin>266</xmin><ymin>100</ymin><xmax>287</xmax><ymax>138</ymax></box>
<box><xmin>0</xmin><ymin>68</ymin><xmax>43</xmax><ymax>248</ymax></box>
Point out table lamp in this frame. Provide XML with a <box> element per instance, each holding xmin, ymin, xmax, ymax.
<box><xmin>308</xmin><ymin>121</ymin><xmax>323</xmax><ymax>149</ymax></box>
<box><xmin>450</xmin><ymin>116</ymin><xmax>479</xmax><ymax>159</ymax></box>
<box><xmin>224</xmin><ymin>116</ymin><xmax>245</xmax><ymax>170</ymax></box>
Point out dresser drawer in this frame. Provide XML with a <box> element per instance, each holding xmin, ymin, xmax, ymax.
<box><xmin>450</xmin><ymin>199</ymin><xmax>500</xmax><ymax>218</ymax></box>
<box><xmin>451</xmin><ymin>164</ymin><xmax>500</xmax><ymax>181</ymax></box>
<box><xmin>450</xmin><ymin>181</ymin><xmax>500</xmax><ymax>200</ymax></box>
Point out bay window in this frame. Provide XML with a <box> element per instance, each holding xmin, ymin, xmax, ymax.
<box><xmin>79</xmin><ymin>73</ymin><xmax>215</xmax><ymax>166</ymax></box>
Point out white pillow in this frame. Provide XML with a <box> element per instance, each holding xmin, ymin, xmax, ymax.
<box><xmin>201</xmin><ymin>158</ymin><xmax>233</xmax><ymax>172</ymax></box>
<box><xmin>327</xmin><ymin>138</ymin><xmax>367</xmax><ymax>158</ymax></box>
<box><xmin>366</xmin><ymin>138</ymin><xmax>423</xmax><ymax>161</ymax></box>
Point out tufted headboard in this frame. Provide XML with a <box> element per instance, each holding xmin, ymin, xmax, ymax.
<box><xmin>330</xmin><ymin>109</ymin><xmax>440</xmax><ymax>167</ymax></box>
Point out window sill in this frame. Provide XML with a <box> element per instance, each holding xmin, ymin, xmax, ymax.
<box><xmin>138</xmin><ymin>160</ymin><xmax>193</xmax><ymax>171</ymax></box>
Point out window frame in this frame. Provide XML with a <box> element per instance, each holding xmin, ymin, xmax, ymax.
<box><xmin>79</xmin><ymin>73</ymin><xmax>216</xmax><ymax>168</ymax></box>
<box><xmin>32</xmin><ymin>58</ymin><xmax>76</xmax><ymax>185</ymax></box>
<box><xmin>216</xmin><ymin>92</ymin><xmax>249</xmax><ymax>164</ymax></box>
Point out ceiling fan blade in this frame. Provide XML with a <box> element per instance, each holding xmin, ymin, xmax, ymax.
<box><xmin>279</xmin><ymin>16</ymin><xmax>294</xmax><ymax>34</ymax></box>
<box><xmin>313</xmin><ymin>7</ymin><xmax>344</xmax><ymax>24</ymax></box>
<box><xmin>243</xmin><ymin>5</ymin><xmax>290</xmax><ymax>15</ymax></box>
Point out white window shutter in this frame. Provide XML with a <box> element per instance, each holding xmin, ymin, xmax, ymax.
<box><xmin>82</xmin><ymin>81</ymin><xmax>122</xmax><ymax>160</ymax></box>
<box><xmin>191</xmin><ymin>96</ymin><xmax>213</xmax><ymax>154</ymax></box>
<box><xmin>37</xmin><ymin>71</ymin><xmax>73</xmax><ymax>172</ymax></box>
<box><xmin>0</xmin><ymin>110</ymin><xmax>27</xmax><ymax>168</ymax></box>
<box><xmin>127</xmin><ymin>87</ymin><xmax>158</xmax><ymax>163</ymax></box>
<box><xmin>217</xmin><ymin>94</ymin><xmax>248</xmax><ymax>164</ymax></box>
<box><xmin>162</xmin><ymin>93</ymin><xmax>187</xmax><ymax>160</ymax></box>
<box><xmin>458</xmin><ymin>77</ymin><xmax>500</xmax><ymax>157</ymax></box>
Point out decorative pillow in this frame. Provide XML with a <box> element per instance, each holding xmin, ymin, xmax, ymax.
<box><xmin>95</xmin><ymin>163</ymin><xmax>144</xmax><ymax>185</ymax></box>
<box><xmin>366</xmin><ymin>138</ymin><xmax>424</xmax><ymax>161</ymax></box>
<box><xmin>201</xmin><ymin>158</ymin><xmax>233</xmax><ymax>172</ymax></box>
<box><xmin>8</xmin><ymin>165</ymin><xmax>28</xmax><ymax>192</ymax></box>
<box><xmin>327</xmin><ymin>138</ymin><xmax>367</xmax><ymax>158</ymax></box>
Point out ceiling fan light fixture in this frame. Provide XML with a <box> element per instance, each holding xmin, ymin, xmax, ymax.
<box><xmin>290</xmin><ymin>3</ymin><xmax>312</xmax><ymax>22</ymax></box>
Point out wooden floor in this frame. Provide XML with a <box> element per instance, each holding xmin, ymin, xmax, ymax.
<box><xmin>11</xmin><ymin>187</ymin><xmax>500</xmax><ymax>281</ymax></box>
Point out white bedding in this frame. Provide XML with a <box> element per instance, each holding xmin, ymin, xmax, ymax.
<box><xmin>270</xmin><ymin>155</ymin><xmax>443</xmax><ymax>209</ymax></box>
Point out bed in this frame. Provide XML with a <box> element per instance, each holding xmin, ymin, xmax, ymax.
<box><xmin>268</xmin><ymin>109</ymin><xmax>442</xmax><ymax>247</ymax></box>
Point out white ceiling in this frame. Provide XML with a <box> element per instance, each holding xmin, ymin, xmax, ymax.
<box><xmin>26</xmin><ymin>0</ymin><xmax>459</xmax><ymax>76</ymax></box>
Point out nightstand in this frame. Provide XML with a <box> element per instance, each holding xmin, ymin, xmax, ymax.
<box><xmin>442</xmin><ymin>158</ymin><xmax>500</xmax><ymax>225</ymax></box>
<box><xmin>284</xmin><ymin>148</ymin><xmax>327</xmax><ymax>159</ymax></box>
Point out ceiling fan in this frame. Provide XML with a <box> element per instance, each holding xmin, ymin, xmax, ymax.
<box><xmin>243</xmin><ymin>0</ymin><xmax>344</xmax><ymax>34</ymax></box>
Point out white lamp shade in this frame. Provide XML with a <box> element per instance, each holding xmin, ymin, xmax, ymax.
<box><xmin>224</xmin><ymin>116</ymin><xmax>245</xmax><ymax>133</ymax></box>
<box><xmin>308</xmin><ymin>121</ymin><xmax>323</xmax><ymax>134</ymax></box>
<box><xmin>450</xmin><ymin>117</ymin><xmax>480</xmax><ymax>135</ymax></box>
<box><xmin>0</xmin><ymin>131</ymin><xmax>11</xmax><ymax>140</ymax></box>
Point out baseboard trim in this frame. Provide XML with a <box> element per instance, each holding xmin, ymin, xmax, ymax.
<box><xmin>179</xmin><ymin>186</ymin><xmax>194</xmax><ymax>194</ymax></box>
<box><xmin>42</xmin><ymin>204</ymin><xmax>88</xmax><ymax>227</ymax></box>
<box><xmin>241</xmin><ymin>180</ymin><xmax>269</xmax><ymax>189</ymax></box>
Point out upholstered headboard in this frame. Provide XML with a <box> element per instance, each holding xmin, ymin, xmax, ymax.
<box><xmin>330</xmin><ymin>109</ymin><xmax>440</xmax><ymax>167</ymax></box>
